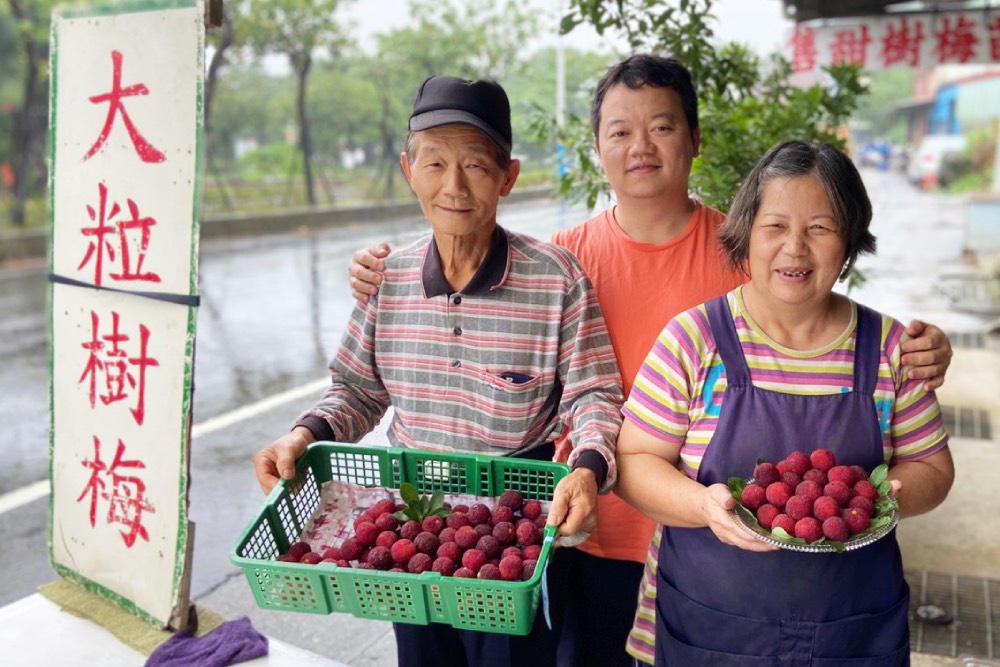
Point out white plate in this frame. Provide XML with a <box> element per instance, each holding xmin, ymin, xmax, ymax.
<box><xmin>731</xmin><ymin>504</ymin><xmax>899</xmax><ymax>553</ymax></box>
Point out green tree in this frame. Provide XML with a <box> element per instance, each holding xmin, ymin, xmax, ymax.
<box><xmin>362</xmin><ymin>0</ymin><xmax>543</xmax><ymax>198</ymax></box>
<box><xmin>3</xmin><ymin>0</ymin><xmax>66</xmax><ymax>227</ymax></box>
<box><xmin>852</xmin><ymin>68</ymin><xmax>914</xmax><ymax>143</ymax></box>
<box><xmin>537</xmin><ymin>0</ymin><xmax>865</xmax><ymax>213</ymax></box>
<box><xmin>244</xmin><ymin>0</ymin><xmax>354</xmax><ymax>206</ymax></box>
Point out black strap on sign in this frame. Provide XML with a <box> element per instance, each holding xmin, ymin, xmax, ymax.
<box><xmin>49</xmin><ymin>273</ymin><xmax>200</xmax><ymax>308</ymax></box>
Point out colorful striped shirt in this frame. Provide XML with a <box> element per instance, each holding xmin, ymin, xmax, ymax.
<box><xmin>623</xmin><ymin>287</ymin><xmax>948</xmax><ymax>663</ymax></box>
<box><xmin>298</xmin><ymin>225</ymin><xmax>624</xmax><ymax>491</ymax></box>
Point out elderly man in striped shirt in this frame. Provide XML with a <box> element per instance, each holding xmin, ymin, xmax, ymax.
<box><xmin>252</xmin><ymin>75</ymin><xmax>624</xmax><ymax>667</ymax></box>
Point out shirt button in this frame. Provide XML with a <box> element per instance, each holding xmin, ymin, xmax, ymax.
<box><xmin>451</xmin><ymin>359</ymin><xmax>461</xmax><ymax>368</ymax></box>
<box><xmin>453</xmin><ymin>296</ymin><xmax>462</xmax><ymax>305</ymax></box>
<box><xmin>453</xmin><ymin>326</ymin><xmax>462</xmax><ymax>335</ymax></box>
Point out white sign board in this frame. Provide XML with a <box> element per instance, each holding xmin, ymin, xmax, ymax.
<box><xmin>789</xmin><ymin>11</ymin><xmax>1000</xmax><ymax>73</ymax></box>
<box><xmin>48</xmin><ymin>0</ymin><xmax>203</xmax><ymax>628</ymax></box>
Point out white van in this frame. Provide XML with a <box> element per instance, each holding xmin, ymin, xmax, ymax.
<box><xmin>906</xmin><ymin>134</ymin><xmax>967</xmax><ymax>188</ymax></box>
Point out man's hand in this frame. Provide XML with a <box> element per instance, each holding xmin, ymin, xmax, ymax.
<box><xmin>349</xmin><ymin>243</ymin><xmax>391</xmax><ymax>305</ymax></box>
<box><xmin>252</xmin><ymin>426</ymin><xmax>315</xmax><ymax>494</ymax></box>
<box><xmin>900</xmin><ymin>320</ymin><xmax>952</xmax><ymax>391</ymax></box>
<box><xmin>546</xmin><ymin>468</ymin><xmax>598</xmax><ymax>544</ymax></box>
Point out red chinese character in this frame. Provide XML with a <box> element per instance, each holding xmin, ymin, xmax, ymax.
<box><xmin>789</xmin><ymin>26</ymin><xmax>818</xmax><ymax>73</ymax></box>
<box><xmin>934</xmin><ymin>16</ymin><xmax>979</xmax><ymax>64</ymax></box>
<box><xmin>881</xmin><ymin>17</ymin><xmax>926</xmax><ymax>67</ymax></box>
<box><xmin>78</xmin><ymin>182</ymin><xmax>162</xmax><ymax>287</ymax></box>
<box><xmin>84</xmin><ymin>50</ymin><xmax>166</xmax><ymax>163</ymax></box>
<box><xmin>989</xmin><ymin>16</ymin><xmax>1000</xmax><ymax>60</ymax></box>
<box><xmin>77</xmin><ymin>436</ymin><xmax>155</xmax><ymax>547</ymax></box>
<box><xmin>830</xmin><ymin>24</ymin><xmax>872</xmax><ymax>67</ymax></box>
<box><xmin>78</xmin><ymin>310</ymin><xmax>159</xmax><ymax>426</ymax></box>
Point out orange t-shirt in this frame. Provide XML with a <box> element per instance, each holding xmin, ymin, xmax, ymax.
<box><xmin>552</xmin><ymin>201</ymin><xmax>745</xmax><ymax>563</ymax></box>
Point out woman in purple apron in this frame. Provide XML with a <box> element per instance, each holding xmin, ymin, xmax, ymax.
<box><xmin>616</xmin><ymin>141</ymin><xmax>955</xmax><ymax>666</ymax></box>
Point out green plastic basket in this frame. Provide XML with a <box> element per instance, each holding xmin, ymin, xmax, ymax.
<box><xmin>230</xmin><ymin>442</ymin><xmax>569</xmax><ymax>635</ymax></box>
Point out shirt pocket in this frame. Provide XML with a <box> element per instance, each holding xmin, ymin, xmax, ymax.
<box><xmin>481</xmin><ymin>368</ymin><xmax>543</xmax><ymax>392</ymax></box>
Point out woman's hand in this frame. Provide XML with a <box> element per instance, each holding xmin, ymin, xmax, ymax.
<box><xmin>252</xmin><ymin>426</ymin><xmax>314</xmax><ymax>494</ymax></box>
<box><xmin>701</xmin><ymin>483</ymin><xmax>778</xmax><ymax>552</ymax></box>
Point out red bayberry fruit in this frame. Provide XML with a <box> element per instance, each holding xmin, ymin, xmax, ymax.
<box><xmin>454</xmin><ymin>567</ymin><xmax>476</xmax><ymax>578</ymax></box>
<box><xmin>847</xmin><ymin>495</ymin><xmax>874</xmax><ymax>515</ymax></box>
<box><xmin>843</xmin><ymin>507</ymin><xmax>872</xmax><ymax>535</ymax></box>
<box><xmin>400</xmin><ymin>520</ymin><xmax>422</xmax><ymax>540</ymax></box>
<box><xmin>784</xmin><ymin>495</ymin><xmax>813</xmax><ymax>522</ymax></box>
<box><xmin>355</xmin><ymin>521</ymin><xmax>380</xmax><ymax>547</ymax></box>
<box><xmin>849</xmin><ymin>465</ymin><xmax>868</xmax><ymax>483</ymax></box>
<box><xmin>446</xmin><ymin>512</ymin><xmax>470</xmax><ymax>529</ymax></box>
<box><xmin>438</xmin><ymin>527</ymin><xmax>457</xmax><ymax>545</ymax></box>
<box><xmin>414</xmin><ymin>531</ymin><xmax>440</xmax><ymax>555</ymax></box>
<box><xmin>521</xmin><ymin>500</ymin><xmax>542</xmax><ymax>520</ymax></box>
<box><xmin>408</xmin><ymin>553</ymin><xmax>433</xmax><ymax>574</ymax></box>
<box><xmin>771</xmin><ymin>513</ymin><xmax>796</xmax><ymax>536</ymax></box>
<box><xmin>822</xmin><ymin>516</ymin><xmax>850</xmax><ymax>542</ymax></box>
<box><xmin>437</xmin><ymin>541</ymin><xmax>462</xmax><ymax>562</ymax></box>
<box><xmin>422</xmin><ymin>515</ymin><xmax>445</xmax><ymax>535</ymax></box>
<box><xmin>783</xmin><ymin>451</ymin><xmax>811</xmax><ymax>476</ymax></box>
<box><xmin>461</xmin><ymin>549</ymin><xmax>487</xmax><ymax>573</ymax></box>
<box><xmin>493</xmin><ymin>521</ymin><xmax>516</xmax><ymax>544</ymax></box>
<box><xmin>813</xmin><ymin>496</ymin><xmax>840</xmax><ymax>522</ymax></box>
<box><xmin>803</xmin><ymin>468</ymin><xmax>827</xmax><ymax>485</ymax></box>
<box><xmin>432</xmin><ymin>556</ymin><xmax>456</xmax><ymax>577</ymax></box>
<box><xmin>823</xmin><ymin>481</ymin><xmax>851</xmax><ymax>507</ymax></box>
<box><xmin>740</xmin><ymin>483</ymin><xmax>767</xmax><ymax>511</ymax></box>
<box><xmin>794</xmin><ymin>516</ymin><xmax>823</xmax><ymax>543</ymax></box>
<box><xmin>372</xmin><ymin>498</ymin><xmax>397</xmax><ymax>517</ymax></box>
<box><xmin>300</xmin><ymin>552</ymin><xmax>322</xmax><ymax>565</ymax></box>
<box><xmin>498</xmin><ymin>490</ymin><xmax>524</xmax><ymax>511</ymax></box>
<box><xmin>753</xmin><ymin>462</ymin><xmax>781</xmax><ymax>487</ymax></box>
<box><xmin>375</xmin><ymin>513</ymin><xmax>399</xmax><ymax>532</ymax></box>
<box><xmin>287</xmin><ymin>541</ymin><xmax>311</xmax><ymax>560</ymax></box>
<box><xmin>467</xmin><ymin>503</ymin><xmax>491</xmax><ymax>526</ymax></box>
<box><xmin>521</xmin><ymin>559</ymin><xmax>538</xmax><ymax>581</ymax></box>
<box><xmin>455</xmin><ymin>525</ymin><xmax>479</xmax><ymax>550</ymax></box>
<box><xmin>321</xmin><ymin>546</ymin><xmax>343</xmax><ymax>561</ymax></box>
<box><xmin>794</xmin><ymin>480</ymin><xmax>823</xmax><ymax>503</ymax></box>
<box><xmin>491</xmin><ymin>506</ymin><xmax>515</xmax><ymax>526</ymax></box>
<box><xmin>516</xmin><ymin>522</ymin><xmax>539</xmax><ymax>546</ymax></box>
<box><xmin>809</xmin><ymin>449</ymin><xmax>837</xmax><ymax>473</ymax></box>
<box><xmin>390</xmin><ymin>539</ymin><xmax>417</xmax><ymax>565</ymax></box>
<box><xmin>852</xmin><ymin>479</ymin><xmax>879</xmax><ymax>502</ymax></box>
<box><xmin>366</xmin><ymin>546</ymin><xmax>393</xmax><ymax>570</ymax></box>
<box><xmin>498</xmin><ymin>555</ymin><xmax>523</xmax><ymax>581</ymax></box>
<box><xmin>502</xmin><ymin>546</ymin><xmax>523</xmax><ymax>561</ymax></box>
<box><xmin>522</xmin><ymin>544</ymin><xmax>542</xmax><ymax>561</ymax></box>
<box><xmin>478</xmin><ymin>563</ymin><xmax>501</xmax><ymax>580</ymax></box>
<box><xmin>474</xmin><ymin>524</ymin><xmax>493</xmax><ymax>538</ymax></box>
<box><xmin>340</xmin><ymin>537</ymin><xmax>363</xmax><ymax>562</ymax></box>
<box><xmin>765</xmin><ymin>481</ymin><xmax>792</xmax><ymax>509</ymax></box>
<box><xmin>827</xmin><ymin>465</ymin><xmax>856</xmax><ymax>487</ymax></box>
<box><xmin>353</xmin><ymin>509</ymin><xmax>377</xmax><ymax>528</ymax></box>
<box><xmin>276</xmin><ymin>553</ymin><xmax>299</xmax><ymax>563</ymax></box>
<box><xmin>376</xmin><ymin>530</ymin><xmax>398</xmax><ymax>549</ymax></box>
<box><xmin>756</xmin><ymin>503</ymin><xmax>780</xmax><ymax>529</ymax></box>
<box><xmin>476</xmin><ymin>534</ymin><xmax>501</xmax><ymax>558</ymax></box>
<box><xmin>780</xmin><ymin>471</ymin><xmax>802</xmax><ymax>489</ymax></box>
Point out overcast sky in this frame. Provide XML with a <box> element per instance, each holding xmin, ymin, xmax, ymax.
<box><xmin>345</xmin><ymin>0</ymin><xmax>795</xmax><ymax>59</ymax></box>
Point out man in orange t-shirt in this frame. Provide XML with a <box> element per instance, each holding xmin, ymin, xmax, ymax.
<box><xmin>348</xmin><ymin>55</ymin><xmax>952</xmax><ymax>667</ymax></box>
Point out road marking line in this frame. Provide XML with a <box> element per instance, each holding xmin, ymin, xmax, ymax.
<box><xmin>0</xmin><ymin>377</ymin><xmax>330</xmax><ymax>516</ymax></box>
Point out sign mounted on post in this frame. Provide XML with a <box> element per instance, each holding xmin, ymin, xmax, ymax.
<box><xmin>48</xmin><ymin>0</ymin><xmax>204</xmax><ymax>628</ymax></box>
<box><xmin>789</xmin><ymin>10</ymin><xmax>1000</xmax><ymax>74</ymax></box>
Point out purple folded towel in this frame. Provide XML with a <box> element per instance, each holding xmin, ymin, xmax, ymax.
<box><xmin>145</xmin><ymin>616</ymin><xmax>268</xmax><ymax>667</ymax></box>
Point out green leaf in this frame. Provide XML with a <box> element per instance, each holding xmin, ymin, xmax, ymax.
<box><xmin>400</xmin><ymin>483</ymin><xmax>419</xmax><ymax>505</ymax></box>
<box><xmin>728</xmin><ymin>476</ymin><xmax>747</xmax><ymax>496</ymax></box>
<box><xmin>827</xmin><ymin>540</ymin><xmax>846</xmax><ymax>553</ymax></box>
<box><xmin>429</xmin><ymin>490</ymin><xmax>445</xmax><ymax>513</ymax></box>
<box><xmin>771</xmin><ymin>527</ymin><xmax>793</xmax><ymax>540</ymax></box>
<box><xmin>869</xmin><ymin>464</ymin><xmax>888</xmax><ymax>487</ymax></box>
<box><xmin>877</xmin><ymin>480</ymin><xmax>892</xmax><ymax>497</ymax></box>
<box><xmin>393</xmin><ymin>510</ymin><xmax>409</xmax><ymax>522</ymax></box>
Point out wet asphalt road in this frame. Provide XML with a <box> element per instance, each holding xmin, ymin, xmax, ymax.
<box><xmin>0</xmin><ymin>195</ymin><xmax>587</xmax><ymax>608</ymax></box>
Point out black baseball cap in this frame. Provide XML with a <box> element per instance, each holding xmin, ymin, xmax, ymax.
<box><xmin>409</xmin><ymin>76</ymin><xmax>512</xmax><ymax>154</ymax></box>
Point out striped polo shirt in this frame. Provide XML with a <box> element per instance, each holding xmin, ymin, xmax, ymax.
<box><xmin>298</xmin><ymin>225</ymin><xmax>624</xmax><ymax>491</ymax></box>
<box><xmin>623</xmin><ymin>286</ymin><xmax>948</xmax><ymax>663</ymax></box>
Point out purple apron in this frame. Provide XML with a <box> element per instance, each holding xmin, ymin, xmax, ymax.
<box><xmin>655</xmin><ymin>296</ymin><xmax>910</xmax><ymax>666</ymax></box>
